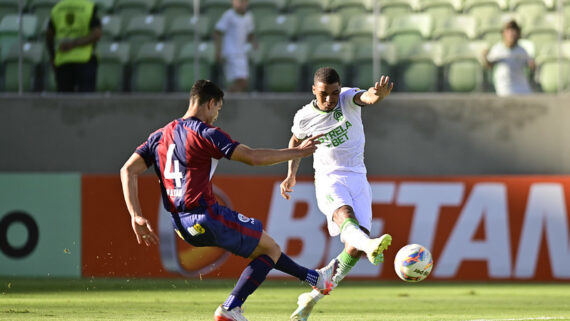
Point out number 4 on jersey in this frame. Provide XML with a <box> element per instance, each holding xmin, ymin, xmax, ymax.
<box><xmin>164</xmin><ymin>144</ymin><xmax>182</xmax><ymax>188</ymax></box>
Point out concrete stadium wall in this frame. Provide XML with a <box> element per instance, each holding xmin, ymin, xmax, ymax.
<box><xmin>1</xmin><ymin>93</ymin><xmax>570</xmax><ymax>175</ymax></box>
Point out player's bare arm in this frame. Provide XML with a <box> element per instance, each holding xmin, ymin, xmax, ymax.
<box><xmin>120</xmin><ymin>153</ymin><xmax>159</xmax><ymax>246</ymax></box>
<box><xmin>280</xmin><ymin>134</ymin><xmax>304</xmax><ymax>200</ymax></box>
<box><xmin>230</xmin><ymin>134</ymin><xmax>323</xmax><ymax>166</ymax></box>
<box><xmin>354</xmin><ymin>75</ymin><xmax>394</xmax><ymax>106</ymax></box>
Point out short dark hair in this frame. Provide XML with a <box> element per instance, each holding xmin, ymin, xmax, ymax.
<box><xmin>190</xmin><ymin>80</ymin><xmax>224</xmax><ymax>106</ymax></box>
<box><xmin>503</xmin><ymin>20</ymin><xmax>521</xmax><ymax>33</ymax></box>
<box><xmin>314</xmin><ymin>67</ymin><xmax>341</xmax><ymax>85</ymax></box>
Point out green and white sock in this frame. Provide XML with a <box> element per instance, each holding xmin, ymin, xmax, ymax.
<box><xmin>339</xmin><ymin>218</ymin><xmax>370</xmax><ymax>251</ymax></box>
<box><xmin>309</xmin><ymin>250</ymin><xmax>360</xmax><ymax>302</ymax></box>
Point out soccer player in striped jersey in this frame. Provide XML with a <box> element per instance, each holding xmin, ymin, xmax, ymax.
<box><xmin>280</xmin><ymin>67</ymin><xmax>394</xmax><ymax>321</ymax></box>
<box><xmin>120</xmin><ymin>80</ymin><xmax>333</xmax><ymax>321</ymax></box>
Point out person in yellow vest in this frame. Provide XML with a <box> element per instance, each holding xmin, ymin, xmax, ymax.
<box><xmin>45</xmin><ymin>0</ymin><xmax>102</xmax><ymax>92</ymax></box>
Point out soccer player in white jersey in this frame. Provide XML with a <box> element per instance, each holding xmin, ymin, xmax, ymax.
<box><xmin>280</xmin><ymin>67</ymin><xmax>394</xmax><ymax>321</ymax></box>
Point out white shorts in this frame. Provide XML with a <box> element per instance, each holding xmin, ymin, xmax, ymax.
<box><xmin>224</xmin><ymin>54</ymin><xmax>249</xmax><ymax>82</ymax></box>
<box><xmin>314</xmin><ymin>171</ymin><xmax>372</xmax><ymax>237</ymax></box>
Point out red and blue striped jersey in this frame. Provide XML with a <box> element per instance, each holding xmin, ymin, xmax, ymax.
<box><xmin>136</xmin><ymin>117</ymin><xmax>239</xmax><ymax>214</ymax></box>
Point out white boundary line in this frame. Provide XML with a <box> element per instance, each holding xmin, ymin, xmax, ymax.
<box><xmin>465</xmin><ymin>317</ymin><xmax>570</xmax><ymax>321</ymax></box>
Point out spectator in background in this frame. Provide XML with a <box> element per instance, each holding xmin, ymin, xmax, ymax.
<box><xmin>482</xmin><ymin>20</ymin><xmax>535</xmax><ymax>96</ymax></box>
<box><xmin>46</xmin><ymin>0</ymin><xmax>102</xmax><ymax>92</ymax></box>
<box><xmin>213</xmin><ymin>0</ymin><xmax>256</xmax><ymax>92</ymax></box>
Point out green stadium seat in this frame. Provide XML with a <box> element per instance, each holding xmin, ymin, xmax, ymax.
<box><xmin>0</xmin><ymin>0</ymin><xmax>25</xmax><ymax>22</ymax></box>
<box><xmin>166</xmin><ymin>15</ymin><xmax>210</xmax><ymax>54</ymax></box>
<box><xmin>535</xmin><ymin>42</ymin><xmax>570</xmax><ymax>93</ymax></box>
<box><xmin>100</xmin><ymin>15</ymin><xmax>122</xmax><ymax>42</ymax></box>
<box><xmin>385</xmin><ymin>14</ymin><xmax>433</xmax><ymax>56</ymax></box>
<box><xmin>523</xmin><ymin>13</ymin><xmax>561</xmax><ymax>52</ymax></box>
<box><xmin>342</xmin><ymin>14</ymin><xmax>390</xmax><ymax>45</ymax></box>
<box><xmin>329</xmin><ymin>0</ymin><xmax>373</xmax><ymax>22</ymax></box>
<box><xmin>476</xmin><ymin>13</ymin><xmax>519</xmax><ymax>46</ymax></box>
<box><xmin>123</xmin><ymin>14</ymin><xmax>165</xmax><ymax>59</ymax></box>
<box><xmin>256</xmin><ymin>14</ymin><xmax>298</xmax><ymax>58</ymax></box>
<box><xmin>0</xmin><ymin>14</ymin><xmax>38</xmax><ymax>60</ymax></box>
<box><xmin>159</xmin><ymin>0</ymin><xmax>194</xmax><ymax>22</ymax></box>
<box><xmin>418</xmin><ymin>0</ymin><xmax>462</xmax><ymax>18</ymax></box>
<box><xmin>307</xmin><ymin>41</ymin><xmax>354</xmax><ymax>83</ymax></box>
<box><xmin>263</xmin><ymin>41</ymin><xmax>309</xmax><ymax>92</ymax></box>
<box><xmin>379</xmin><ymin>0</ymin><xmax>415</xmax><ymax>17</ymax></box>
<box><xmin>2</xmin><ymin>41</ymin><xmax>43</xmax><ymax>92</ymax></box>
<box><xmin>510</xmin><ymin>0</ymin><xmax>548</xmax><ymax>24</ymax></box>
<box><xmin>28</xmin><ymin>0</ymin><xmax>58</xmax><ymax>27</ymax></box>
<box><xmin>464</xmin><ymin>0</ymin><xmax>508</xmax><ymax>21</ymax></box>
<box><xmin>97</xmin><ymin>41</ymin><xmax>130</xmax><ymax>92</ymax></box>
<box><xmin>288</xmin><ymin>0</ymin><xmax>330</xmax><ymax>20</ymax></box>
<box><xmin>202</xmin><ymin>0</ymin><xmax>231</xmax><ymax>32</ymax></box>
<box><xmin>396</xmin><ymin>41</ymin><xmax>443</xmax><ymax>92</ymax></box>
<box><xmin>114</xmin><ymin>0</ymin><xmax>156</xmax><ymax>28</ymax></box>
<box><xmin>173</xmin><ymin>41</ymin><xmax>215</xmax><ymax>92</ymax></box>
<box><xmin>297</xmin><ymin>13</ymin><xmax>343</xmax><ymax>50</ymax></box>
<box><xmin>248</xmin><ymin>0</ymin><xmax>287</xmax><ymax>23</ymax></box>
<box><xmin>131</xmin><ymin>41</ymin><xmax>174</xmax><ymax>91</ymax></box>
<box><xmin>432</xmin><ymin>15</ymin><xmax>478</xmax><ymax>46</ymax></box>
<box><xmin>92</xmin><ymin>0</ymin><xmax>115</xmax><ymax>13</ymax></box>
<box><xmin>352</xmin><ymin>42</ymin><xmax>397</xmax><ymax>89</ymax></box>
<box><xmin>442</xmin><ymin>41</ymin><xmax>487</xmax><ymax>92</ymax></box>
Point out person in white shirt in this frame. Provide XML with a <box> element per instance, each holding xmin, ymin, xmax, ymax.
<box><xmin>213</xmin><ymin>0</ymin><xmax>256</xmax><ymax>92</ymax></box>
<box><xmin>280</xmin><ymin>67</ymin><xmax>394</xmax><ymax>321</ymax></box>
<box><xmin>482</xmin><ymin>20</ymin><xmax>535</xmax><ymax>96</ymax></box>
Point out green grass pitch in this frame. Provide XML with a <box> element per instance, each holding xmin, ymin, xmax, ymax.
<box><xmin>1</xmin><ymin>278</ymin><xmax>569</xmax><ymax>320</ymax></box>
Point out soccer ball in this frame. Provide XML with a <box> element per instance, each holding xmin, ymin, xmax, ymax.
<box><xmin>394</xmin><ymin>244</ymin><xmax>433</xmax><ymax>282</ymax></box>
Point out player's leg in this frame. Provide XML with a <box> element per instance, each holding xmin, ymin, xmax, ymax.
<box><xmin>225</xmin><ymin>55</ymin><xmax>249</xmax><ymax>93</ymax></box>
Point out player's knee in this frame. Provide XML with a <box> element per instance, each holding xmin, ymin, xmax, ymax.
<box><xmin>333</xmin><ymin>205</ymin><xmax>357</xmax><ymax>225</ymax></box>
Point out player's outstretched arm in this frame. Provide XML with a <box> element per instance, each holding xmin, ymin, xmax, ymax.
<box><xmin>230</xmin><ymin>134</ymin><xmax>323</xmax><ymax>166</ymax></box>
<box><xmin>280</xmin><ymin>134</ymin><xmax>304</xmax><ymax>200</ymax></box>
<box><xmin>355</xmin><ymin>75</ymin><xmax>394</xmax><ymax>106</ymax></box>
<box><xmin>120</xmin><ymin>153</ymin><xmax>159</xmax><ymax>246</ymax></box>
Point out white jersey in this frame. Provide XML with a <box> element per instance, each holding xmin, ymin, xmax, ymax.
<box><xmin>291</xmin><ymin>87</ymin><xmax>366</xmax><ymax>175</ymax></box>
<box><xmin>487</xmin><ymin>42</ymin><xmax>532</xmax><ymax>96</ymax></box>
<box><xmin>215</xmin><ymin>9</ymin><xmax>254</xmax><ymax>57</ymax></box>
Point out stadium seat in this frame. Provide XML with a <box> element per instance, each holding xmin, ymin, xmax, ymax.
<box><xmin>523</xmin><ymin>13</ymin><xmax>561</xmax><ymax>52</ymax></box>
<box><xmin>100</xmin><ymin>15</ymin><xmax>122</xmax><ymax>42</ymax></box>
<box><xmin>114</xmin><ymin>0</ymin><xmax>156</xmax><ymax>28</ymax></box>
<box><xmin>464</xmin><ymin>0</ymin><xmax>508</xmax><ymax>21</ymax></box>
<box><xmin>535</xmin><ymin>42</ymin><xmax>570</xmax><ymax>93</ymax></box>
<box><xmin>97</xmin><ymin>41</ymin><xmax>130</xmax><ymax>92</ymax></box>
<box><xmin>297</xmin><ymin>13</ymin><xmax>343</xmax><ymax>51</ymax></box>
<box><xmin>92</xmin><ymin>0</ymin><xmax>115</xmax><ymax>13</ymax></box>
<box><xmin>173</xmin><ymin>41</ymin><xmax>215</xmax><ymax>92</ymax></box>
<box><xmin>418</xmin><ymin>0</ymin><xmax>462</xmax><ymax>18</ymax></box>
<box><xmin>166</xmin><ymin>15</ymin><xmax>211</xmax><ymax>54</ymax></box>
<box><xmin>385</xmin><ymin>13</ymin><xmax>433</xmax><ymax>57</ymax></box>
<box><xmin>28</xmin><ymin>0</ymin><xmax>58</xmax><ymax>28</ymax></box>
<box><xmin>379</xmin><ymin>0</ymin><xmax>416</xmax><ymax>17</ymax></box>
<box><xmin>202</xmin><ymin>0</ymin><xmax>231</xmax><ymax>32</ymax></box>
<box><xmin>0</xmin><ymin>14</ymin><xmax>38</xmax><ymax>60</ymax></box>
<box><xmin>287</xmin><ymin>0</ymin><xmax>330</xmax><ymax>20</ymax></box>
<box><xmin>432</xmin><ymin>15</ymin><xmax>478</xmax><ymax>46</ymax></box>
<box><xmin>396</xmin><ymin>41</ymin><xmax>443</xmax><ymax>92</ymax></box>
<box><xmin>263</xmin><ymin>42</ymin><xmax>309</xmax><ymax>92</ymax></box>
<box><xmin>476</xmin><ymin>13</ymin><xmax>519</xmax><ymax>46</ymax></box>
<box><xmin>307</xmin><ymin>41</ymin><xmax>354</xmax><ymax>83</ymax></box>
<box><xmin>2</xmin><ymin>41</ymin><xmax>43</xmax><ymax>92</ymax></box>
<box><xmin>442</xmin><ymin>41</ymin><xmax>486</xmax><ymax>92</ymax></box>
<box><xmin>352</xmin><ymin>42</ymin><xmax>397</xmax><ymax>89</ymax></box>
<box><xmin>123</xmin><ymin>14</ymin><xmax>165</xmax><ymax>59</ymax></box>
<box><xmin>342</xmin><ymin>14</ymin><xmax>390</xmax><ymax>45</ymax></box>
<box><xmin>159</xmin><ymin>0</ymin><xmax>194</xmax><ymax>22</ymax></box>
<box><xmin>0</xmin><ymin>0</ymin><xmax>23</xmax><ymax>22</ymax></box>
<box><xmin>256</xmin><ymin>14</ymin><xmax>298</xmax><ymax>56</ymax></box>
<box><xmin>329</xmin><ymin>0</ymin><xmax>373</xmax><ymax>22</ymax></box>
<box><xmin>248</xmin><ymin>0</ymin><xmax>287</xmax><ymax>23</ymax></box>
<box><xmin>131</xmin><ymin>41</ymin><xmax>174</xmax><ymax>92</ymax></box>
<box><xmin>510</xmin><ymin>0</ymin><xmax>548</xmax><ymax>24</ymax></box>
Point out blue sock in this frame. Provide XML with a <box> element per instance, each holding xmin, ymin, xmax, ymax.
<box><xmin>223</xmin><ymin>255</ymin><xmax>275</xmax><ymax>311</ymax></box>
<box><xmin>275</xmin><ymin>252</ymin><xmax>319</xmax><ymax>287</ymax></box>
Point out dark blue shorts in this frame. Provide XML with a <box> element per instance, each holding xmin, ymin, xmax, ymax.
<box><xmin>170</xmin><ymin>202</ymin><xmax>263</xmax><ymax>258</ymax></box>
